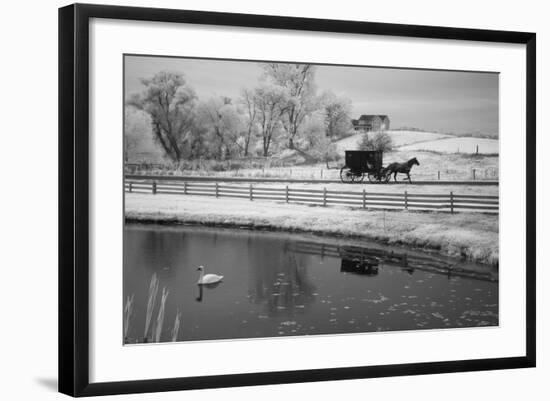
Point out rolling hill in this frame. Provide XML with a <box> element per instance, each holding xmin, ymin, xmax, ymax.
<box><xmin>335</xmin><ymin>130</ymin><xmax>498</xmax><ymax>155</ymax></box>
<box><xmin>398</xmin><ymin>137</ymin><xmax>498</xmax><ymax>154</ymax></box>
<box><xmin>335</xmin><ymin>130</ymin><xmax>453</xmax><ymax>152</ymax></box>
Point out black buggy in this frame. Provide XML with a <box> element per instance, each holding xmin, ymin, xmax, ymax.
<box><xmin>339</xmin><ymin>150</ymin><xmax>390</xmax><ymax>183</ymax></box>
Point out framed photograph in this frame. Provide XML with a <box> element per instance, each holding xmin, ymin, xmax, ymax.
<box><xmin>58</xmin><ymin>3</ymin><xmax>536</xmax><ymax>397</ymax></box>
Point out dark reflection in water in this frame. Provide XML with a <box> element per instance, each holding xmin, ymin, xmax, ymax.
<box><xmin>123</xmin><ymin>224</ymin><xmax>498</xmax><ymax>344</ymax></box>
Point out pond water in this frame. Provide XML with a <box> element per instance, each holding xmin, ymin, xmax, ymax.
<box><xmin>123</xmin><ymin>224</ymin><xmax>498</xmax><ymax>344</ymax></box>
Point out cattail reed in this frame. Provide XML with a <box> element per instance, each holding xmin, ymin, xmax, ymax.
<box><xmin>154</xmin><ymin>287</ymin><xmax>169</xmax><ymax>343</ymax></box>
<box><xmin>144</xmin><ymin>273</ymin><xmax>159</xmax><ymax>340</ymax></box>
<box><xmin>171</xmin><ymin>309</ymin><xmax>181</xmax><ymax>342</ymax></box>
<box><xmin>123</xmin><ymin>294</ymin><xmax>134</xmax><ymax>341</ymax></box>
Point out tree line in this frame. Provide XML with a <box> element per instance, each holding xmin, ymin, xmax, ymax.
<box><xmin>125</xmin><ymin>63</ymin><xmax>354</xmax><ymax>164</ymax></box>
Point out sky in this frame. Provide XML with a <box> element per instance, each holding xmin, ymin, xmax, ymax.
<box><xmin>125</xmin><ymin>55</ymin><xmax>499</xmax><ymax>136</ymax></box>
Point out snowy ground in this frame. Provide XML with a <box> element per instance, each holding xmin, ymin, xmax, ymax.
<box><xmin>130</xmin><ymin>151</ymin><xmax>499</xmax><ymax>182</ymax></box>
<box><xmin>128</xmin><ymin>130</ymin><xmax>499</xmax><ymax>181</ymax></box>
<box><xmin>334</xmin><ymin>130</ymin><xmax>453</xmax><ymax>152</ymax></box>
<box><xmin>125</xmin><ymin>193</ymin><xmax>499</xmax><ymax>265</ymax></box>
<box><xmin>399</xmin><ymin>137</ymin><xmax>499</xmax><ymax>154</ymax></box>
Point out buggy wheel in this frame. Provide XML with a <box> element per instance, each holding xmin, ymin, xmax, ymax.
<box><xmin>353</xmin><ymin>172</ymin><xmax>365</xmax><ymax>183</ymax></box>
<box><xmin>340</xmin><ymin>166</ymin><xmax>353</xmax><ymax>183</ymax></box>
<box><xmin>367</xmin><ymin>172</ymin><xmax>379</xmax><ymax>183</ymax></box>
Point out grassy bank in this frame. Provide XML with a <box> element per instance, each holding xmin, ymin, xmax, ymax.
<box><xmin>125</xmin><ymin>193</ymin><xmax>499</xmax><ymax>266</ymax></box>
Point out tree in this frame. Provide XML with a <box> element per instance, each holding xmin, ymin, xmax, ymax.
<box><xmin>359</xmin><ymin>131</ymin><xmax>394</xmax><ymax>152</ymax></box>
<box><xmin>253</xmin><ymin>82</ymin><xmax>289</xmax><ymax>157</ymax></box>
<box><xmin>124</xmin><ymin>105</ymin><xmax>159</xmax><ymax>162</ymax></box>
<box><xmin>239</xmin><ymin>88</ymin><xmax>258</xmax><ymax>157</ymax></box>
<box><xmin>260</xmin><ymin>63</ymin><xmax>317</xmax><ymax>149</ymax></box>
<box><xmin>127</xmin><ymin>71</ymin><xmax>198</xmax><ymax>162</ymax></box>
<box><xmin>197</xmin><ymin>96</ymin><xmax>243</xmax><ymax>160</ymax></box>
<box><xmin>298</xmin><ymin>113</ymin><xmax>339</xmax><ymax>167</ymax></box>
<box><xmin>321</xmin><ymin>91</ymin><xmax>353</xmax><ymax>138</ymax></box>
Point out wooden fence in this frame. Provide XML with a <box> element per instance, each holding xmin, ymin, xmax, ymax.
<box><xmin>124</xmin><ymin>178</ymin><xmax>498</xmax><ymax>214</ymax></box>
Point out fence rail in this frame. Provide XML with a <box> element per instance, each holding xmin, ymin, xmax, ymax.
<box><xmin>125</xmin><ymin>178</ymin><xmax>498</xmax><ymax>214</ymax></box>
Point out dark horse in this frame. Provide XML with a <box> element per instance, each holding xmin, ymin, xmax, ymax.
<box><xmin>384</xmin><ymin>157</ymin><xmax>420</xmax><ymax>183</ymax></box>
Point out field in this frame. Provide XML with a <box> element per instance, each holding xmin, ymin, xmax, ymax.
<box><xmin>128</xmin><ymin>152</ymin><xmax>498</xmax><ymax>182</ymax></box>
<box><xmin>384</xmin><ymin>150</ymin><xmax>498</xmax><ymax>181</ymax></box>
<box><xmin>334</xmin><ymin>130</ymin><xmax>453</xmax><ymax>152</ymax></box>
<box><xmin>399</xmin><ymin>137</ymin><xmax>499</xmax><ymax>154</ymax></box>
<box><xmin>127</xmin><ymin>130</ymin><xmax>499</xmax><ymax>181</ymax></box>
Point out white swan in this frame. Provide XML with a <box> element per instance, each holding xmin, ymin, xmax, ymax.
<box><xmin>197</xmin><ymin>265</ymin><xmax>223</xmax><ymax>285</ymax></box>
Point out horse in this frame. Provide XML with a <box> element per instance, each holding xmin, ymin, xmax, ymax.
<box><xmin>384</xmin><ymin>157</ymin><xmax>420</xmax><ymax>183</ymax></box>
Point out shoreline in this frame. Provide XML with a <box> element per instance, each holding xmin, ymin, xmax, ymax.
<box><xmin>125</xmin><ymin>193</ymin><xmax>499</xmax><ymax>266</ymax></box>
<box><xmin>125</xmin><ymin>216</ymin><xmax>496</xmax><ymax>270</ymax></box>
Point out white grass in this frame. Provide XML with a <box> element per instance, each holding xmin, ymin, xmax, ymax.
<box><xmin>134</xmin><ymin>153</ymin><xmax>499</xmax><ymax>181</ymax></box>
<box><xmin>335</xmin><ymin>130</ymin><xmax>452</xmax><ymax>152</ymax></box>
<box><xmin>384</xmin><ymin>150</ymin><xmax>498</xmax><ymax>181</ymax></box>
<box><xmin>128</xmin><ymin>129</ymin><xmax>499</xmax><ymax>181</ymax></box>
<box><xmin>144</xmin><ymin>273</ymin><xmax>159</xmax><ymax>340</ymax></box>
<box><xmin>125</xmin><ymin>193</ymin><xmax>498</xmax><ymax>265</ymax></box>
<box><xmin>171</xmin><ymin>309</ymin><xmax>181</xmax><ymax>342</ymax></box>
<box><xmin>399</xmin><ymin>137</ymin><xmax>498</xmax><ymax>154</ymax></box>
<box><xmin>154</xmin><ymin>287</ymin><xmax>169</xmax><ymax>343</ymax></box>
<box><xmin>123</xmin><ymin>294</ymin><xmax>134</xmax><ymax>340</ymax></box>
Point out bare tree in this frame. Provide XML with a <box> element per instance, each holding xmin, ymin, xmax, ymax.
<box><xmin>359</xmin><ymin>131</ymin><xmax>394</xmax><ymax>152</ymax></box>
<box><xmin>127</xmin><ymin>71</ymin><xmax>197</xmax><ymax>162</ymax></box>
<box><xmin>299</xmin><ymin>113</ymin><xmax>339</xmax><ymax>167</ymax></box>
<box><xmin>321</xmin><ymin>91</ymin><xmax>353</xmax><ymax>138</ymax></box>
<box><xmin>198</xmin><ymin>96</ymin><xmax>243</xmax><ymax>160</ymax></box>
<box><xmin>239</xmin><ymin>88</ymin><xmax>258</xmax><ymax>156</ymax></box>
<box><xmin>260</xmin><ymin>63</ymin><xmax>317</xmax><ymax>149</ymax></box>
<box><xmin>124</xmin><ymin>105</ymin><xmax>154</xmax><ymax>163</ymax></box>
<box><xmin>253</xmin><ymin>83</ymin><xmax>289</xmax><ymax>157</ymax></box>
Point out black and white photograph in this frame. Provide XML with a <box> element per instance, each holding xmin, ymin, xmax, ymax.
<box><xmin>0</xmin><ymin>0</ymin><xmax>543</xmax><ymax>399</ymax></box>
<box><xmin>123</xmin><ymin>55</ymin><xmax>499</xmax><ymax>344</ymax></box>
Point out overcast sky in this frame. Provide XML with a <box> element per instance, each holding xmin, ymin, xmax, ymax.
<box><xmin>125</xmin><ymin>55</ymin><xmax>499</xmax><ymax>135</ymax></box>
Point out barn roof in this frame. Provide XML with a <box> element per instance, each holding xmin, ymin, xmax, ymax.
<box><xmin>358</xmin><ymin>114</ymin><xmax>389</xmax><ymax>122</ymax></box>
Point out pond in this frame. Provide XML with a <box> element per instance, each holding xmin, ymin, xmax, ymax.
<box><xmin>123</xmin><ymin>224</ymin><xmax>498</xmax><ymax>344</ymax></box>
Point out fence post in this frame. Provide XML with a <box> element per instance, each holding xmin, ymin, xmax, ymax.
<box><xmin>323</xmin><ymin>187</ymin><xmax>327</xmax><ymax>207</ymax></box>
<box><xmin>362</xmin><ymin>189</ymin><xmax>366</xmax><ymax>209</ymax></box>
<box><xmin>404</xmin><ymin>190</ymin><xmax>408</xmax><ymax>210</ymax></box>
<box><xmin>285</xmin><ymin>186</ymin><xmax>289</xmax><ymax>203</ymax></box>
<box><xmin>215</xmin><ymin>182</ymin><xmax>219</xmax><ymax>198</ymax></box>
<box><xmin>472</xmin><ymin>169</ymin><xmax>476</xmax><ymax>180</ymax></box>
<box><xmin>438</xmin><ymin>171</ymin><xmax>440</xmax><ymax>180</ymax></box>
<box><xmin>249</xmin><ymin>184</ymin><xmax>253</xmax><ymax>201</ymax></box>
<box><xmin>129</xmin><ymin>182</ymin><xmax>132</xmax><ymax>193</ymax></box>
<box><xmin>320</xmin><ymin>169</ymin><xmax>323</xmax><ymax>179</ymax></box>
<box><xmin>183</xmin><ymin>181</ymin><xmax>187</xmax><ymax>194</ymax></box>
<box><xmin>450</xmin><ymin>191</ymin><xmax>454</xmax><ymax>213</ymax></box>
<box><xmin>152</xmin><ymin>181</ymin><xmax>157</xmax><ymax>195</ymax></box>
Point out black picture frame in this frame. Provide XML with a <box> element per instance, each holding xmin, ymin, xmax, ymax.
<box><xmin>58</xmin><ymin>3</ymin><xmax>536</xmax><ymax>397</ymax></box>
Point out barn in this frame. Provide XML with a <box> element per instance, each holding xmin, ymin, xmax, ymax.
<box><xmin>351</xmin><ymin>115</ymin><xmax>390</xmax><ymax>132</ymax></box>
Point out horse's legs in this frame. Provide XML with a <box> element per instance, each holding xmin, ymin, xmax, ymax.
<box><xmin>407</xmin><ymin>172</ymin><xmax>411</xmax><ymax>183</ymax></box>
<box><xmin>394</xmin><ymin>172</ymin><xmax>397</xmax><ymax>182</ymax></box>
